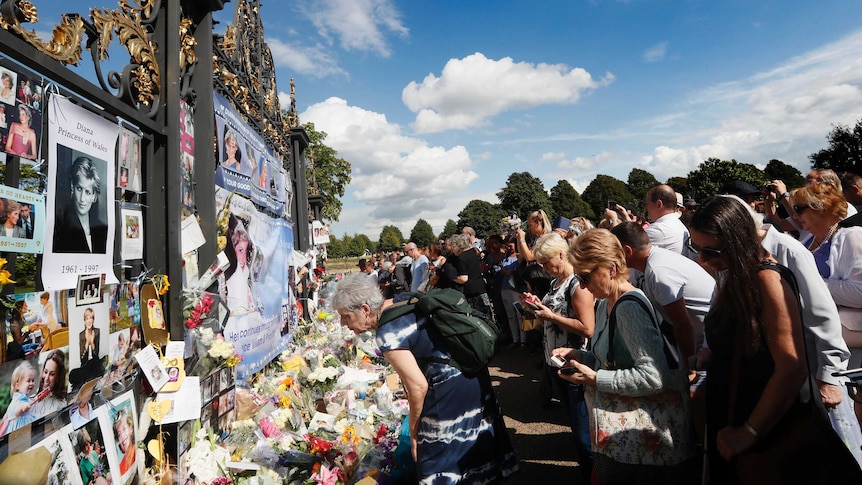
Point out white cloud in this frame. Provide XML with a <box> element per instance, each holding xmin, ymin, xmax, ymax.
<box><xmin>267</xmin><ymin>38</ymin><xmax>347</xmax><ymax>79</ymax></box>
<box><xmin>558</xmin><ymin>151</ymin><xmax>615</xmax><ymax>171</ymax></box>
<box><xmin>402</xmin><ymin>52</ymin><xmax>614</xmax><ymax>133</ymax></box>
<box><xmin>297</xmin><ymin>0</ymin><xmax>408</xmax><ymax>57</ymax></box>
<box><xmin>643</xmin><ymin>41</ymin><xmax>668</xmax><ymax>63</ymax></box>
<box><xmin>540</xmin><ymin>152</ymin><xmax>566</xmax><ymax>161</ymax></box>
<box><xmin>638</xmin><ymin>29</ymin><xmax>862</xmax><ymax>180</ymax></box>
<box><xmin>301</xmin><ymin>97</ymin><xmax>479</xmax><ymax>226</ymax></box>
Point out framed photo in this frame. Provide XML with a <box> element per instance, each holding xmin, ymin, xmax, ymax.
<box><xmin>76</xmin><ymin>274</ymin><xmax>103</xmax><ymax>306</ymax></box>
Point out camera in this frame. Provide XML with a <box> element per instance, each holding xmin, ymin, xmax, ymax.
<box><xmin>607</xmin><ymin>200</ymin><xmax>618</xmax><ymax>209</ymax></box>
<box><xmin>763</xmin><ymin>183</ymin><xmax>777</xmax><ymax>193</ymax></box>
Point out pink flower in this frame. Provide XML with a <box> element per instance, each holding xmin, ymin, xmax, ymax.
<box><xmin>311</xmin><ymin>464</ymin><xmax>339</xmax><ymax>485</ymax></box>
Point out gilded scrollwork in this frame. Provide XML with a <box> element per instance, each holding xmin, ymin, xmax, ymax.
<box><xmin>179</xmin><ymin>17</ymin><xmax>197</xmax><ymax>71</ymax></box>
<box><xmin>213</xmin><ymin>0</ymin><xmax>297</xmax><ymax>155</ymax></box>
<box><xmin>0</xmin><ymin>0</ymin><xmax>85</xmax><ymax>65</ymax></box>
<box><xmin>90</xmin><ymin>2</ymin><xmax>160</xmax><ymax>107</ymax></box>
<box><xmin>0</xmin><ymin>0</ymin><xmax>161</xmax><ymax>113</ymax></box>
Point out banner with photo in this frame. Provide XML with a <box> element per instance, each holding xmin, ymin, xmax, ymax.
<box><xmin>43</xmin><ymin>95</ymin><xmax>119</xmax><ymax>291</ymax></box>
<box><xmin>0</xmin><ymin>56</ymin><xmax>44</xmax><ymax>161</ymax></box>
<box><xmin>215</xmin><ymin>187</ymin><xmax>294</xmax><ymax>380</ymax></box>
<box><xmin>0</xmin><ymin>184</ymin><xmax>45</xmax><ymax>253</ymax></box>
<box><xmin>213</xmin><ymin>93</ymin><xmax>289</xmax><ymax>217</ymax></box>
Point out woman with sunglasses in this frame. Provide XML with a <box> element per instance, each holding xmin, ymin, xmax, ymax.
<box><xmin>555</xmin><ymin>228</ymin><xmax>695</xmax><ymax>484</ymax></box>
<box><xmin>791</xmin><ymin>183</ymin><xmax>862</xmax><ymax>421</ymax></box>
<box><xmin>688</xmin><ymin>196</ymin><xmax>828</xmax><ymax>483</ymax></box>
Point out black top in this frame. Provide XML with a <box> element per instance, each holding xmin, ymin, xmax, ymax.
<box><xmin>454</xmin><ymin>249</ymin><xmax>486</xmax><ymax>297</ymax></box>
<box><xmin>53</xmin><ymin>206</ymin><xmax>108</xmax><ymax>254</ymax></box>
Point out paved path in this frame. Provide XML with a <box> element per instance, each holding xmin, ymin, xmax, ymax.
<box><xmin>489</xmin><ymin>344</ymin><xmax>589</xmax><ymax>484</ymax></box>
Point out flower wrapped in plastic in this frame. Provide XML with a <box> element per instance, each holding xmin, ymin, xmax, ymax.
<box><xmin>186</xmin><ymin>428</ymin><xmax>232</xmax><ymax>484</ymax></box>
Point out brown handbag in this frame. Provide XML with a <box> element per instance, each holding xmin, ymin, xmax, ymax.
<box><xmin>727</xmin><ymin>263</ymin><xmax>862</xmax><ymax>484</ymax></box>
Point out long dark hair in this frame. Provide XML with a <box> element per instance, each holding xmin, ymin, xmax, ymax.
<box><xmin>690</xmin><ymin>196</ymin><xmax>766</xmax><ymax>354</ymax></box>
<box><xmin>40</xmin><ymin>349</ymin><xmax>67</xmax><ymax>400</ymax></box>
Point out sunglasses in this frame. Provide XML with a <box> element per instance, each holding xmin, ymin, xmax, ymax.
<box><xmin>793</xmin><ymin>205</ymin><xmax>811</xmax><ymax>215</ymax></box>
<box><xmin>575</xmin><ymin>271</ymin><xmax>592</xmax><ymax>287</ymax></box>
<box><xmin>686</xmin><ymin>240</ymin><xmax>724</xmax><ymax>259</ymax></box>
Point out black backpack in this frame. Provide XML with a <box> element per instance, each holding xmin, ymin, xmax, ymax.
<box><xmin>378</xmin><ymin>289</ymin><xmax>501</xmax><ymax>376</ymax></box>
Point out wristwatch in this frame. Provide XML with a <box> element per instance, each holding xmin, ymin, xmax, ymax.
<box><xmin>777</xmin><ymin>191</ymin><xmax>790</xmax><ymax>202</ymax></box>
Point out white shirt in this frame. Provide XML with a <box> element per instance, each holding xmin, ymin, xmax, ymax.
<box><xmin>410</xmin><ymin>255</ymin><xmax>428</xmax><ymax>293</ymax></box>
<box><xmin>761</xmin><ymin>224</ymin><xmax>850</xmax><ymax>384</ymax></box>
<box><xmin>645</xmin><ymin>212</ymin><xmax>695</xmax><ymax>260</ymax></box>
<box><xmin>643</xmin><ymin>247</ymin><xmax>715</xmax><ymax>350</ymax></box>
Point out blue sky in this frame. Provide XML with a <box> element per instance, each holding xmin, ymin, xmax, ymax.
<box><xmin>31</xmin><ymin>1</ymin><xmax>862</xmax><ymax>239</ymax></box>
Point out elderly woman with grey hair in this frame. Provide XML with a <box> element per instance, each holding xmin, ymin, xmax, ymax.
<box><xmin>331</xmin><ymin>274</ymin><xmax>518</xmax><ymax>483</ymax></box>
<box><xmin>447</xmin><ymin>234</ymin><xmax>497</xmax><ymax>324</ymax></box>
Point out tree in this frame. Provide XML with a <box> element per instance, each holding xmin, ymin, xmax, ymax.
<box><xmin>626</xmin><ymin>168</ymin><xmax>659</xmax><ymax>212</ymax></box>
<box><xmin>580</xmin><ymin>174</ymin><xmax>636</xmax><ymax>220</ymax></box>
<box><xmin>325</xmin><ymin>234</ymin><xmax>345</xmax><ymax>258</ymax></box>
<box><xmin>666</xmin><ymin>177</ymin><xmax>688</xmax><ymax>197</ymax></box>
<box><xmin>409</xmin><ymin>219</ymin><xmax>436</xmax><ymax>248</ymax></box>
<box><xmin>764</xmin><ymin>159</ymin><xmax>805</xmax><ymax>190</ymax></box>
<box><xmin>810</xmin><ymin>120</ymin><xmax>862</xmax><ymax>173</ymax></box>
<box><xmin>0</xmin><ymin>163</ymin><xmax>43</xmax><ymax>193</ymax></box>
<box><xmin>496</xmin><ymin>172</ymin><xmax>552</xmax><ymax>221</ymax></box>
<box><xmin>439</xmin><ymin>219</ymin><xmax>458</xmax><ymax>241</ymax></box>
<box><xmin>686</xmin><ymin>158</ymin><xmax>766</xmax><ymax>201</ymax></box>
<box><xmin>549</xmin><ymin>179</ymin><xmax>594</xmax><ymax>220</ymax></box>
<box><xmin>347</xmin><ymin>233</ymin><xmax>373</xmax><ymax>257</ymax></box>
<box><xmin>457</xmin><ymin>200</ymin><xmax>506</xmax><ymax>238</ymax></box>
<box><xmin>303</xmin><ymin>122</ymin><xmax>352</xmax><ymax>222</ymax></box>
<box><xmin>377</xmin><ymin>225</ymin><xmax>404</xmax><ymax>252</ymax></box>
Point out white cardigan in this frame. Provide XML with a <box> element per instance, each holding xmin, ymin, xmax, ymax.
<box><xmin>823</xmin><ymin>226</ymin><xmax>862</xmax><ymax>308</ymax></box>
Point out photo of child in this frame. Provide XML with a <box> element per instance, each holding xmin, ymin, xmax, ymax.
<box><xmin>0</xmin><ymin>360</ymin><xmax>38</xmax><ymax>435</ymax></box>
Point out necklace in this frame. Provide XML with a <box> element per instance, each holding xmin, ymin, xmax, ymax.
<box><xmin>808</xmin><ymin>222</ymin><xmax>840</xmax><ymax>252</ymax></box>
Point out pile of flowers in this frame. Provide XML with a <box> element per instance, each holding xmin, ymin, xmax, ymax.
<box><xmin>184</xmin><ymin>311</ymin><xmax>408</xmax><ymax>484</ymax></box>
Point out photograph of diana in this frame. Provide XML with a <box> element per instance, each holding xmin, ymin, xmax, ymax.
<box><xmin>52</xmin><ymin>146</ymin><xmax>109</xmax><ymax>254</ymax></box>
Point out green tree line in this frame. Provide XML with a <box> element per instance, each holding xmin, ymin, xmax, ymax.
<box><xmin>321</xmin><ymin>119</ymin><xmax>862</xmax><ymax>257</ymax></box>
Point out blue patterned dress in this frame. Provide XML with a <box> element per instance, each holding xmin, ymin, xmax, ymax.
<box><xmin>376</xmin><ymin>307</ymin><xmax>519</xmax><ymax>484</ymax></box>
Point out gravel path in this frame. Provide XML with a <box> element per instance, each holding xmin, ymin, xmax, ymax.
<box><xmin>489</xmin><ymin>343</ymin><xmax>589</xmax><ymax>484</ymax></box>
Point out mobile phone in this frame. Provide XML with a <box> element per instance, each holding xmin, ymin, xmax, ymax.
<box><xmin>607</xmin><ymin>200</ymin><xmax>618</xmax><ymax>209</ymax></box>
<box><xmin>559</xmin><ymin>366</ymin><xmax>578</xmax><ymax>375</ymax></box>
<box><xmin>550</xmin><ymin>354</ymin><xmax>566</xmax><ymax>368</ymax></box>
<box><xmin>513</xmin><ymin>302</ymin><xmax>527</xmax><ymax>316</ymax></box>
<box><xmin>524</xmin><ymin>300</ymin><xmax>541</xmax><ymax>311</ymax></box>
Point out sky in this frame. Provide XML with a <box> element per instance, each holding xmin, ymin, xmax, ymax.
<box><xmin>30</xmin><ymin>0</ymin><xmax>862</xmax><ymax>239</ymax></box>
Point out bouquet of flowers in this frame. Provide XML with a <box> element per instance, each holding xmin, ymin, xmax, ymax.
<box><xmin>499</xmin><ymin>214</ymin><xmax>523</xmax><ymax>237</ymax></box>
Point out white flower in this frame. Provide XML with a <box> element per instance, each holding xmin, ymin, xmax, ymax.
<box><xmin>208</xmin><ymin>338</ymin><xmax>235</xmax><ymax>359</ymax></box>
<box><xmin>308</xmin><ymin>366</ymin><xmax>339</xmax><ymax>383</ymax></box>
<box><xmin>186</xmin><ymin>429</ymin><xmax>231</xmax><ymax>483</ymax></box>
<box><xmin>198</xmin><ymin>327</ymin><xmax>215</xmax><ymax>347</ymax></box>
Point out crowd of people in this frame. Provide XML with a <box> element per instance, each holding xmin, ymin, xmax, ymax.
<box><xmin>333</xmin><ymin>168</ymin><xmax>862</xmax><ymax>484</ymax></box>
